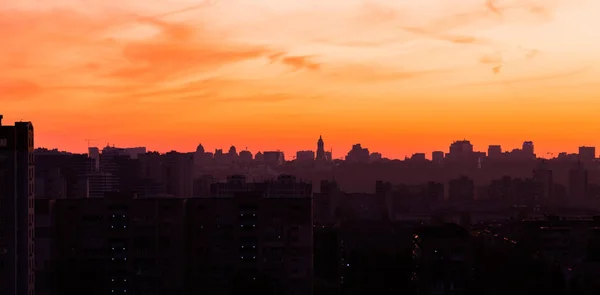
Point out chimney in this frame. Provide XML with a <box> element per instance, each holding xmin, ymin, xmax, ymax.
<box><xmin>0</xmin><ymin>114</ymin><xmax>3</xmax><ymax>126</ymax></box>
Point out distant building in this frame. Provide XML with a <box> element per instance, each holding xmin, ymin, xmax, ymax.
<box><xmin>214</xmin><ymin>149</ymin><xmax>226</xmax><ymax>165</ymax></box>
<box><xmin>569</xmin><ymin>161</ymin><xmax>588</xmax><ymax>202</ymax></box>
<box><xmin>448</xmin><ymin>176</ymin><xmax>475</xmax><ymax>202</ymax></box>
<box><xmin>369</xmin><ymin>152</ymin><xmax>382</xmax><ymax>162</ymax></box>
<box><xmin>324</xmin><ymin>151</ymin><xmax>332</xmax><ymax>162</ymax></box>
<box><xmin>449</xmin><ymin>140</ymin><xmax>473</xmax><ymax>156</ymax></box>
<box><xmin>254</xmin><ymin>152</ymin><xmax>264</xmax><ymax>163</ymax></box>
<box><xmin>487</xmin><ymin>145</ymin><xmax>502</xmax><ymax>158</ymax></box>
<box><xmin>296</xmin><ymin>150</ymin><xmax>315</xmax><ymax>163</ymax></box>
<box><xmin>522</xmin><ymin>141</ymin><xmax>535</xmax><ymax>159</ymax></box>
<box><xmin>448</xmin><ymin>140</ymin><xmax>475</xmax><ymax>164</ymax></box>
<box><xmin>316</xmin><ymin>136</ymin><xmax>326</xmax><ymax>162</ymax></box>
<box><xmin>138</xmin><ymin>151</ymin><xmax>193</xmax><ymax>198</ymax></box>
<box><xmin>579</xmin><ymin>146</ymin><xmax>596</xmax><ymax>162</ymax></box>
<box><xmin>162</xmin><ymin>152</ymin><xmax>194</xmax><ymax>198</ymax></box>
<box><xmin>101</xmin><ymin>145</ymin><xmax>146</xmax><ymax>159</ymax></box>
<box><xmin>411</xmin><ymin>153</ymin><xmax>426</xmax><ymax>161</ymax></box>
<box><xmin>431</xmin><ymin>151</ymin><xmax>444</xmax><ymax>163</ymax></box>
<box><xmin>228</xmin><ymin>146</ymin><xmax>238</xmax><ymax>163</ymax></box>
<box><xmin>238</xmin><ymin>150</ymin><xmax>253</xmax><ymax>164</ymax></box>
<box><xmin>345</xmin><ymin>144</ymin><xmax>369</xmax><ymax>163</ymax></box>
<box><xmin>263</xmin><ymin>151</ymin><xmax>285</xmax><ymax>166</ymax></box>
<box><xmin>193</xmin><ymin>144</ymin><xmax>207</xmax><ymax>166</ymax></box>
<box><xmin>88</xmin><ymin>147</ymin><xmax>100</xmax><ymax>171</ymax></box>
<box><xmin>0</xmin><ymin>115</ymin><xmax>36</xmax><ymax>295</ymax></box>
<box><xmin>533</xmin><ymin>161</ymin><xmax>554</xmax><ymax>202</ymax></box>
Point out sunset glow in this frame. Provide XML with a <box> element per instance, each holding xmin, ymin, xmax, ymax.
<box><xmin>2</xmin><ymin>0</ymin><xmax>600</xmax><ymax>158</ymax></box>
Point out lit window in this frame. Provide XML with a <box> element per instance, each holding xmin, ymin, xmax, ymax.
<box><xmin>252</xmin><ymin>224</ymin><xmax>255</xmax><ymax>227</ymax></box>
<box><xmin>240</xmin><ymin>225</ymin><xmax>244</xmax><ymax>228</ymax></box>
<box><xmin>122</xmin><ymin>215</ymin><xmax>125</xmax><ymax>218</ymax></box>
<box><xmin>123</xmin><ymin>226</ymin><xmax>126</xmax><ymax>229</ymax></box>
<box><xmin>124</xmin><ymin>258</ymin><xmax>127</xmax><ymax>261</ymax></box>
<box><xmin>241</xmin><ymin>246</ymin><xmax>244</xmax><ymax>248</ymax></box>
<box><xmin>124</xmin><ymin>279</ymin><xmax>127</xmax><ymax>282</ymax></box>
<box><xmin>112</xmin><ymin>258</ymin><xmax>115</xmax><ymax>261</ymax></box>
<box><xmin>240</xmin><ymin>213</ymin><xmax>244</xmax><ymax>216</ymax></box>
<box><xmin>240</xmin><ymin>256</ymin><xmax>244</xmax><ymax>259</ymax></box>
<box><xmin>122</xmin><ymin>248</ymin><xmax>126</xmax><ymax>250</ymax></box>
<box><xmin>253</xmin><ymin>214</ymin><xmax>256</xmax><ymax>217</ymax></box>
<box><xmin>112</xmin><ymin>247</ymin><xmax>114</xmax><ymax>250</ymax></box>
<box><xmin>111</xmin><ymin>226</ymin><xmax>114</xmax><ymax>229</ymax></box>
<box><xmin>112</xmin><ymin>215</ymin><xmax>115</xmax><ymax>218</ymax></box>
<box><xmin>112</xmin><ymin>290</ymin><xmax>114</xmax><ymax>293</ymax></box>
<box><xmin>112</xmin><ymin>279</ymin><xmax>115</xmax><ymax>282</ymax></box>
<box><xmin>252</xmin><ymin>245</ymin><xmax>255</xmax><ymax>249</ymax></box>
<box><xmin>253</xmin><ymin>256</ymin><xmax>255</xmax><ymax>259</ymax></box>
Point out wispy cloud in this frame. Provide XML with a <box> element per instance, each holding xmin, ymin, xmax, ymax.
<box><xmin>268</xmin><ymin>53</ymin><xmax>321</xmax><ymax>71</ymax></box>
<box><xmin>460</xmin><ymin>67</ymin><xmax>590</xmax><ymax>87</ymax></box>
<box><xmin>402</xmin><ymin>27</ymin><xmax>487</xmax><ymax>45</ymax></box>
<box><xmin>325</xmin><ymin>63</ymin><xmax>457</xmax><ymax>83</ymax></box>
<box><xmin>479</xmin><ymin>53</ymin><xmax>504</xmax><ymax>74</ymax></box>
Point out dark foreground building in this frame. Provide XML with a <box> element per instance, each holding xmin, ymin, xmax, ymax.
<box><xmin>45</xmin><ymin>175</ymin><xmax>313</xmax><ymax>295</ymax></box>
<box><xmin>0</xmin><ymin>115</ymin><xmax>35</xmax><ymax>295</ymax></box>
<box><xmin>187</xmin><ymin>175</ymin><xmax>313</xmax><ymax>295</ymax></box>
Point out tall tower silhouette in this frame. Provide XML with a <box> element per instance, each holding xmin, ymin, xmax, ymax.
<box><xmin>316</xmin><ymin>135</ymin><xmax>325</xmax><ymax>161</ymax></box>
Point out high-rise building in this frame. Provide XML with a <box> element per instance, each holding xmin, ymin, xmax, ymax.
<box><xmin>0</xmin><ymin>115</ymin><xmax>35</xmax><ymax>295</ymax></box>
<box><xmin>162</xmin><ymin>151</ymin><xmax>194</xmax><ymax>198</ymax></box>
<box><xmin>448</xmin><ymin>140</ymin><xmax>474</xmax><ymax>162</ymax></box>
<box><xmin>522</xmin><ymin>141</ymin><xmax>535</xmax><ymax>158</ymax></box>
<box><xmin>487</xmin><ymin>145</ymin><xmax>502</xmax><ymax>158</ymax></box>
<box><xmin>188</xmin><ymin>175</ymin><xmax>313</xmax><ymax>294</ymax></box>
<box><xmin>578</xmin><ymin>146</ymin><xmax>596</xmax><ymax>162</ymax></box>
<box><xmin>533</xmin><ymin>161</ymin><xmax>553</xmax><ymax>202</ymax></box>
<box><xmin>345</xmin><ymin>144</ymin><xmax>369</xmax><ymax>163</ymax></box>
<box><xmin>53</xmin><ymin>192</ymin><xmax>187</xmax><ymax>295</ymax></box>
<box><xmin>569</xmin><ymin>161</ymin><xmax>588</xmax><ymax>202</ymax></box>
<box><xmin>431</xmin><ymin>151</ymin><xmax>444</xmax><ymax>163</ymax></box>
<box><xmin>296</xmin><ymin>150</ymin><xmax>315</xmax><ymax>163</ymax></box>
<box><xmin>316</xmin><ymin>136</ymin><xmax>326</xmax><ymax>162</ymax></box>
<box><xmin>263</xmin><ymin>151</ymin><xmax>285</xmax><ymax>166</ymax></box>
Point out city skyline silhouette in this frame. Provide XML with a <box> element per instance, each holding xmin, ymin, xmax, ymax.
<box><xmin>2</xmin><ymin>0</ymin><xmax>600</xmax><ymax>159</ymax></box>
<box><xmin>4</xmin><ymin>1</ymin><xmax>600</xmax><ymax>295</ymax></box>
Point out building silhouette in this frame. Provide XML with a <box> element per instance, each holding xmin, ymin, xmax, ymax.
<box><xmin>316</xmin><ymin>136</ymin><xmax>326</xmax><ymax>162</ymax></box>
<box><xmin>578</xmin><ymin>146</ymin><xmax>596</xmax><ymax>163</ymax></box>
<box><xmin>487</xmin><ymin>145</ymin><xmax>502</xmax><ymax>159</ymax></box>
<box><xmin>0</xmin><ymin>115</ymin><xmax>35</xmax><ymax>295</ymax></box>
<box><xmin>431</xmin><ymin>151</ymin><xmax>444</xmax><ymax>164</ymax></box>
<box><xmin>297</xmin><ymin>150</ymin><xmax>316</xmax><ymax>163</ymax></box>
<box><xmin>522</xmin><ymin>141</ymin><xmax>535</xmax><ymax>159</ymax></box>
<box><xmin>569</xmin><ymin>161</ymin><xmax>588</xmax><ymax>202</ymax></box>
<box><xmin>46</xmin><ymin>176</ymin><xmax>313</xmax><ymax>295</ymax></box>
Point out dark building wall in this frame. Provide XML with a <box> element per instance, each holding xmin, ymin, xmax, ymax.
<box><xmin>53</xmin><ymin>194</ymin><xmax>186</xmax><ymax>295</ymax></box>
<box><xmin>186</xmin><ymin>177</ymin><xmax>313</xmax><ymax>295</ymax></box>
<box><xmin>0</xmin><ymin>120</ymin><xmax>35</xmax><ymax>295</ymax></box>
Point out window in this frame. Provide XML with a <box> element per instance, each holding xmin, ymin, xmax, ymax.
<box><xmin>0</xmin><ymin>138</ymin><xmax>6</xmax><ymax>147</ymax></box>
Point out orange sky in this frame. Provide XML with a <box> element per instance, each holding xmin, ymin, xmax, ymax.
<box><xmin>1</xmin><ymin>0</ymin><xmax>600</xmax><ymax>159</ymax></box>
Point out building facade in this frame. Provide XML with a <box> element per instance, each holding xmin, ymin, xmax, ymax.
<box><xmin>0</xmin><ymin>115</ymin><xmax>35</xmax><ymax>295</ymax></box>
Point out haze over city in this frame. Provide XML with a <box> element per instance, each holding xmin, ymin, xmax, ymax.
<box><xmin>2</xmin><ymin>0</ymin><xmax>600</xmax><ymax>158</ymax></box>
